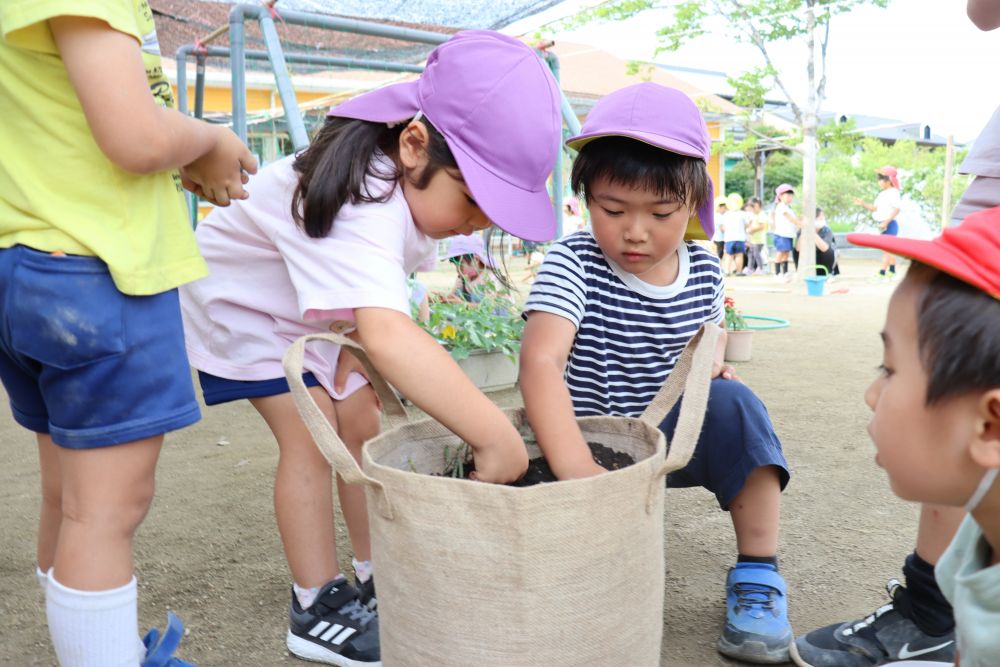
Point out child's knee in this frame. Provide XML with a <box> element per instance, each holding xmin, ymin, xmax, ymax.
<box><xmin>337</xmin><ymin>387</ymin><xmax>381</xmax><ymax>449</ymax></box>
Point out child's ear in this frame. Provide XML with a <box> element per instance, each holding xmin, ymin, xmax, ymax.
<box><xmin>969</xmin><ymin>389</ymin><xmax>1000</xmax><ymax>469</ymax></box>
<box><xmin>398</xmin><ymin>120</ymin><xmax>430</xmax><ymax>171</ymax></box>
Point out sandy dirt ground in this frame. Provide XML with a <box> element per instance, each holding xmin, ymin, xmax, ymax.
<box><xmin>0</xmin><ymin>255</ymin><xmax>925</xmax><ymax>666</ymax></box>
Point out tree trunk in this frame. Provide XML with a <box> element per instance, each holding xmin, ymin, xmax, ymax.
<box><xmin>798</xmin><ymin>1</ymin><xmax>818</xmax><ymax>280</ymax></box>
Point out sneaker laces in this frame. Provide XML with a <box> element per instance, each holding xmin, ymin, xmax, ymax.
<box><xmin>842</xmin><ymin>580</ymin><xmax>903</xmax><ymax>638</ymax></box>
<box><xmin>732</xmin><ymin>582</ymin><xmax>778</xmax><ymax>613</ymax></box>
<box><xmin>337</xmin><ymin>598</ymin><xmax>376</xmax><ymax>627</ymax></box>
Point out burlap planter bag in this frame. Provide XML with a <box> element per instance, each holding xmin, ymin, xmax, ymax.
<box><xmin>283</xmin><ymin>324</ymin><xmax>720</xmax><ymax>667</ymax></box>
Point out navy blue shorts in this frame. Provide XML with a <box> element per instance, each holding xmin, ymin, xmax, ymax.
<box><xmin>882</xmin><ymin>219</ymin><xmax>899</xmax><ymax>236</ymax></box>
<box><xmin>773</xmin><ymin>236</ymin><xmax>794</xmax><ymax>253</ymax></box>
<box><xmin>724</xmin><ymin>241</ymin><xmax>746</xmax><ymax>255</ymax></box>
<box><xmin>0</xmin><ymin>246</ymin><xmax>200</xmax><ymax>449</ymax></box>
<box><xmin>198</xmin><ymin>370</ymin><xmax>322</xmax><ymax>406</ymax></box>
<box><xmin>660</xmin><ymin>378</ymin><xmax>790</xmax><ymax>509</ymax></box>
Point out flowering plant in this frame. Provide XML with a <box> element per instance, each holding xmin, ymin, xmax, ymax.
<box><xmin>417</xmin><ymin>295</ymin><xmax>524</xmax><ymax>361</ymax></box>
<box><xmin>724</xmin><ymin>296</ymin><xmax>748</xmax><ymax>331</ymax></box>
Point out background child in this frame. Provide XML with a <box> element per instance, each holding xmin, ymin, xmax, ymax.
<box><xmin>855</xmin><ymin>166</ymin><xmax>902</xmax><ymax>282</ymax></box>
<box><xmin>180</xmin><ymin>30</ymin><xmax>561</xmax><ymax>666</ymax></box>
<box><xmin>746</xmin><ymin>196</ymin><xmax>769</xmax><ymax>275</ymax></box>
<box><xmin>792</xmin><ymin>209</ymin><xmax>1000</xmax><ymax>667</ymax></box>
<box><xmin>792</xmin><ymin>208</ymin><xmax>839</xmax><ymax>279</ymax></box>
<box><xmin>0</xmin><ymin>2</ymin><xmax>256</xmax><ymax>665</ymax></box>
<box><xmin>713</xmin><ymin>196</ymin><xmax>728</xmax><ymax>259</ymax></box>
<box><xmin>721</xmin><ymin>192</ymin><xmax>748</xmax><ymax>276</ymax></box>
<box><xmin>519</xmin><ymin>82</ymin><xmax>793</xmax><ymax>664</ymax></box>
<box><xmin>441</xmin><ymin>233</ymin><xmax>506</xmax><ymax>304</ymax></box>
<box><xmin>772</xmin><ymin>184</ymin><xmax>799</xmax><ymax>282</ymax></box>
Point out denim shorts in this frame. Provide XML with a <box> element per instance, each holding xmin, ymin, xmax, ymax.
<box><xmin>0</xmin><ymin>246</ymin><xmax>200</xmax><ymax>449</ymax></box>
<box><xmin>198</xmin><ymin>370</ymin><xmax>322</xmax><ymax>406</ymax></box>
<box><xmin>724</xmin><ymin>241</ymin><xmax>746</xmax><ymax>255</ymax></box>
<box><xmin>773</xmin><ymin>236</ymin><xmax>794</xmax><ymax>253</ymax></box>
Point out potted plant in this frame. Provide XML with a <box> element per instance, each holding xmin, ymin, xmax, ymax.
<box><xmin>418</xmin><ymin>294</ymin><xmax>524</xmax><ymax>390</ymax></box>
<box><xmin>724</xmin><ymin>296</ymin><xmax>753</xmax><ymax>362</ymax></box>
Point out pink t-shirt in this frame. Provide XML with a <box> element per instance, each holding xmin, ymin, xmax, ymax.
<box><xmin>181</xmin><ymin>155</ymin><xmax>436</xmax><ymax>399</ymax></box>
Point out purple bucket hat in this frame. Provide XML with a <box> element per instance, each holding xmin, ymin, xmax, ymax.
<box><xmin>328</xmin><ymin>30</ymin><xmax>562</xmax><ymax>243</ymax></box>
<box><xmin>565</xmin><ymin>82</ymin><xmax>716</xmax><ymax>240</ymax></box>
<box><xmin>444</xmin><ymin>233</ymin><xmax>495</xmax><ymax>268</ymax></box>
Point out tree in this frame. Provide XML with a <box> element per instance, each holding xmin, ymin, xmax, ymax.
<box><xmin>565</xmin><ymin>0</ymin><xmax>891</xmax><ymax>278</ymax></box>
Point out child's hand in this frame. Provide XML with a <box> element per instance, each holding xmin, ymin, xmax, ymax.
<box><xmin>853</xmin><ymin>197</ymin><xmax>865</xmax><ymax>206</ymax></box>
<box><xmin>712</xmin><ymin>361</ymin><xmax>741</xmax><ymax>382</ymax></box>
<box><xmin>468</xmin><ymin>437</ymin><xmax>529</xmax><ymax>484</ymax></box>
<box><xmin>334</xmin><ymin>345</ymin><xmax>370</xmax><ymax>395</ymax></box>
<box><xmin>182</xmin><ymin>126</ymin><xmax>258</xmax><ymax>206</ymax></box>
<box><xmin>556</xmin><ymin>457</ymin><xmax>607</xmax><ymax>480</ymax></box>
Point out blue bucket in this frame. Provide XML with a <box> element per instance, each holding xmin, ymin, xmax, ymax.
<box><xmin>804</xmin><ymin>275</ymin><xmax>827</xmax><ymax>296</ymax></box>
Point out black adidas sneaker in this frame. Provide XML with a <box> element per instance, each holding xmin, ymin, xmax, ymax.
<box><xmin>287</xmin><ymin>577</ymin><xmax>381</xmax><ymax>666</ymax></box>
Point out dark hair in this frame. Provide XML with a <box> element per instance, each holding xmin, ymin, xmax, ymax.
<box><xmin>815</xmin><ymin>207</ymin><xmax>823</xmax><ymax>217</ymax></box>
<box><xmin>291</xmin><ymin>116</ymin><xmax>457</xmax><ymax>238</ymax></box>
<box><xmin>907</xmin><ymin>262</ymin><xmax>1000</xmax><ymax>404</ymax></box>
<box><xmin>877</xmin><ymin>173</ymin><xmax>891</xmax><ymax>183</ymax></box>
<box><xmin>748</xmin><ymin>196</ymin><xmax>762</xmax><ymax>206</ymax></box>
<box><xmin>570</xmin><ymin>136</ymin><xmax>711</xmax><ymax>211</ymax></box>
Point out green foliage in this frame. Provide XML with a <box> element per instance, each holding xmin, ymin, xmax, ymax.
<box><xmin>727</xmin><ymin>66</ymin><xmax>777</xmax><ymax>110</ymax></box>
<box><xmin>417</xmin><ymin>296</ymin><xmax>524</xmax><ymax>362</ymax></box>
<box><xmin>724</xmin><ymin>150</ymin><xmax>803</xmax><ymax>201</ymax></box>
<box><xmin>724</xmin><ymin>297</ymin><xmax>748</xmax><ymax>331</ymax></box>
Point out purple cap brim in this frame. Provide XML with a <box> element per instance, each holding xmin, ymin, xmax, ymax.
<box><xmin>327</xmin><ymin>81</ymin><xmax>421</xmax><ymax>122</ymax></box>
<box><xmin>450</xmin><ymin>140</ymin><xmax>556</xmax><ymax>243</ymax></box>
<box><xmin>565</xmin><ymin>130</ymin><xmax>707</xmax><ymax>161</ymax></box>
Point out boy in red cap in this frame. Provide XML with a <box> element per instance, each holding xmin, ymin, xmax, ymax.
<box><xmin>791</xmin><ymin>209</ymin><xmax>1000</xmax><ymax>666</ymax></box>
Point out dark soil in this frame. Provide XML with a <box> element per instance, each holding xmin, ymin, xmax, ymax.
<box><xmin>437</xmin><ymin>441</ymin><xmax>636</xmax><ymax>486</ymax></box>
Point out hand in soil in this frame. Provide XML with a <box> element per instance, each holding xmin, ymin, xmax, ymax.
<box><xmin>466</xmin><ymin>437</ymin><xmax>529</xmax><ymax>484</ymax></box>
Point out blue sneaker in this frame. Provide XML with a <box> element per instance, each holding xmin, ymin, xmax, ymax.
<box><xmin>142</xmin><ymin>612</ymin><xmax>196</xmax><ymax>667</ymax></box>
<box><xmin>718</xmin><ymin>563</ymin><xmax>793</xmax><ymax>664</ymax></box>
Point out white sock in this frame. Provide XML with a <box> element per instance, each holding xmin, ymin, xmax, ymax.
<box><xmin>36</xmin><ymin>566</ymin><xmax>49</xmax><ymax>593</ymax></box>
<box><xmin>352</xmin><ymin>558</ymin><xmax>373</xmax><ymax>584</ymax></box>
<box><xmin>46</xmin><ymin>569</ymin><xmax>142</xmax><ymax>667</ymax></box>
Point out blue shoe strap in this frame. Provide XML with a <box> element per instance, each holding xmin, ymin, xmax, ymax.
<box><xmin>729</xmin><ymin>566</ymin><xmax>787</xmax><ymax>595</ymax></box>
<box><xmin>141</xmin><ymin>612</ymin><xmax>185</xmax><ymax>667</ymax></box>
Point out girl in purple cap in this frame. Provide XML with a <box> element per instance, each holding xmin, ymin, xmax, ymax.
<box><xmin>180</xmin><ymin>30</ymin><xmax>561</xmax><ymax>666</ymax></box>
<box><xmin>520</xmin><ymin>82</ymin><xmax>793</xmax><ymax>664</ymax></box>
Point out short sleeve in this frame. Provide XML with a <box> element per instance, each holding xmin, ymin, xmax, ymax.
<box><xmin>271</xmin><ymin>204</ymin><xmax>412</xmax><ymax>322</ymax></box>
<box><xmin>1</xmin><ymin>0</ymin><xmax>140</xmax><ymax>52</ymax></box>
<box><xmin>523</xmin><ymin>242</ymin><xmax>588</xmax><ymax>328</ymax></box>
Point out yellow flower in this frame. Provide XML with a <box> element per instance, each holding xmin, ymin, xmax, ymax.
<box><xmin>441</xmin><ymin>324</ymin><xmax>457</xmax><ymax>340</ymax></box>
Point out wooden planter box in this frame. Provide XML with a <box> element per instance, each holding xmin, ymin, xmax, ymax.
<box><xmin>455</xmin><ymin>349</ymin><xmax>519</xmax><ymax>391</ymax></box>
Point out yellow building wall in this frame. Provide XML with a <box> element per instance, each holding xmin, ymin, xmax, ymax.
<box><xmin>707</xmin><ymin>121</ymin><xmax>723</xmax><ymax>192</ymax></box>
<box><xmin>172</xmin><ymin>84</ymin><xmax>334</xmax><ymax>113</ymax></box>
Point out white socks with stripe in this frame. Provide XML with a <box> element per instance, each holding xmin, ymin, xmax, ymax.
<box><xmin>46</xmin><ymin>570</ymin><xmax>144</xmax><ymax>667</ymax></box>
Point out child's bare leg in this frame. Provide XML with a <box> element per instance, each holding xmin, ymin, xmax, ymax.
<box><xmin>37</xmin><ymin>434</ymin><xmax>62</xmax><ymax>574</ymax></box>
<box><xmin>332</xmin><ymin>385</ymin><xmax>381</xmax><ymax>562</ymax></box>
<box><xmin>729</xmin><ymin>465</ymin><xmax>782</xmax><ymax>557</ymax></box>
<box><xmin>734</xmin><ymin>253</ymin><xmax>745</xmax><ymax>274</ymax></box>
<box><xmin>915</xmin><ymin>502</ymin><xmax>965</xmax><ymax>564</ymax></box>
<box><xmin>252</xmin><ymin>389</ymin><xmax>339</xmax><ymax>588</ymax></box>
<box><xmin>53</xmin><ymin>436</ymin><xmax>161</xmax><ymax>589</ymax></box>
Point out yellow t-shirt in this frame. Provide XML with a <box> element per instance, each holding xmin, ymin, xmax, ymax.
<box><xmin>0</xmin><ymin>0</ymin><xmax>207</xmax><ymax>295</ymax></box>
<box><xmin>747</xmin><ymin>211</ymin><xmax>769</xmax><ymax>244</ymax></box>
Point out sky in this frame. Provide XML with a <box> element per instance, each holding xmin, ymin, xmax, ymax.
<box><xmin>503</xmin><ymin>0</ymin><xmax>1000</xmax><ymax>143</ymax></box>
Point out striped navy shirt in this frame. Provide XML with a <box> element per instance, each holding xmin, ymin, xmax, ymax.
<box><xmin>524</xmin><ymin>232</ymin><xmax>724</xmax><ymax>418</ymax></box>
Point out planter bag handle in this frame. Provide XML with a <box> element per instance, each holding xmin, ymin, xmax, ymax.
<box><xmin>638</xmin><ymin>324</ymin><xmax>721</xmax><ymax>508</ymax></box>
<box><xmin>282</xmin><ymin>333</ymin><xmax>404</xmax><ymax>520</ymax></box>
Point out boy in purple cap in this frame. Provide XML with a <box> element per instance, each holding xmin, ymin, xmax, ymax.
<box><xmin>791</xmin><ymin>208</ymin><xmax>1000</xmax><ymax>667</ymax></box>
<box><xmin>181</xmin><ymin>30</ymin><xmax>562</xmax><ymax>666</ymax></box>
<box><xmin>520</xmin><ymin>82</ymin><xmax>793</xmax><ymax>664</ymax></box>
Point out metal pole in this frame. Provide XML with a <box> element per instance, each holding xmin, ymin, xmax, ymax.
<box><xmin>175</xmin><ymin>45</ymin><xmax>191</xmax><ymax>114</ymax></box>
<box><xmin>942</xmin><ymin>134</ymin><xmax>954</xmax><ymax>229</ymax></box>
<box><xmin>545</xmin><ymin>51</ymin><xmax>566</xmax><ymax>239</ymax></box>
<box><xmin>193</xmin><ymin>46</ymin><xmax>424</xmax><ymax>73</ymax></box>
<box><xmin>257</xmin><ymin>9</ymin><xmax>309</xmax><ymax>149</ymax></box>
<box><xmin>229</xmin><ymin>6</ymin><xmax>248</xmax><ymax>143</ymax></box>
<box><xmin>194</xmin><ymin>52</ymin><xmax>207</xmax><ymax>119</ymax></box>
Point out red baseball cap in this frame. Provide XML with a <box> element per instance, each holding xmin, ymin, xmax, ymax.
<box><xmin>847</xmin><ymin>206</ymin><xmax>1000</xmax><ymax>300</ymax></box>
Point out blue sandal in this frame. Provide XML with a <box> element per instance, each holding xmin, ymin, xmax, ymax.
<box><xmin>141</xmin><ymin>612</ymin><xmax>197</xmax><ymax>667</ymax></box>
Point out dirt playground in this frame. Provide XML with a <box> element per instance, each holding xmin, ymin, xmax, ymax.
<box><xmin>0</xmin><ymin>256</ymin><xmax>924</xmax><ymax>666</ymax></box>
